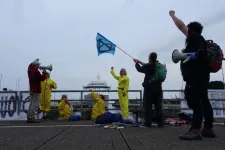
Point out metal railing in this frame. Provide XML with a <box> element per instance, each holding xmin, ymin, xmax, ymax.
<box><xmin>0</xmin><ymin>89</ymin><xmax>225</xmax><ymax>119</ymax></box>
<box><xmin>19</xmin><ymin>89</ymin><xmax>142</xmax><ymax>108</ymax></box>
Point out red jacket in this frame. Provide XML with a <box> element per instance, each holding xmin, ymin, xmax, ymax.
<box><xmin>28</xmin><ymin>64</ymin><xmax>46</xmax><ymax>93</ymax></box>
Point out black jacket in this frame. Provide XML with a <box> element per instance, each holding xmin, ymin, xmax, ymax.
<box><xmin>181</xmin><ymin>29</ymin><xmax>210</xmax><ymax>85</ymax></box>
<box><xmin>135</xmin><ymin>61</ymin><xmax>162</xmax><ymax>92</ymax></box>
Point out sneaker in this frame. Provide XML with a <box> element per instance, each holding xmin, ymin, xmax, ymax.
<box><xmin>143</xmin><ymin>123</ymin><xmax>152</xmax><ymax>128</ymax></box>
<box><xmin>201</xmin><ymin>128</ymin><xmax>216</xmax><ymax>138</ymax></box>
<box><xmin>26</xmin><ymin>118</ymin><xmax>40</xmax><ymax>123</ymax></box>
<box><xmin>179</xmin><ymin>129</ymin><xmax>203</xmax><ymax>140</ymax></box>
<box><xmin>41</xmin><ymin>116</ymin><xmax>49</xmax><ymax>121</ymax></box>
<box><xmin>158</xmin><ymin>123</ymin><xmax>164</xmax><ymax>128</ymax></box>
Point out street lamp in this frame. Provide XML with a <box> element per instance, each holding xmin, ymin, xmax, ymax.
<box><xmin>221</xmin><ymin>67</ymin><xmax>225</xmax><ymax>89</ymax></box>
<box><xmin>17</xmin><ymin>77</ymin><xmax>20</xmax><ymax>92</ymax></box>
<box><xmin>0</xmin><ymin>74</ymin><xmax>2</xmax><ymax>91</ymax></box>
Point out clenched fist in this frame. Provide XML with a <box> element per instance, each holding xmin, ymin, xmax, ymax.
<box><xmin>169</xmin><ymin>10</ymin><xmax>175</xmax><ymax>16</ymax></box>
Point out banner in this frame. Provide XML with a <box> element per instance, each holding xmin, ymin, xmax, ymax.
<box><xmin>180</xmin><ymin>90</ymin><xmax>225</xmax><ymax>118</ymax></box>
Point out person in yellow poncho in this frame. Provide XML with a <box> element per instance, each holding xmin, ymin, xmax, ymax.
<box><xmin>40</xmin><ymin>72</ymin><xmax>57</xmax><ymax>120</ymax></box>
<box><xmin>90</xmin><ymin>89</ymin><xmax>105</xmax><ymax>120</ymax></box>
<box><xmin>110</xmin><ymin>67</ymin><xmax>130</xmax><ymax>118</ymax></box>
<box><xmin>57</xmin><ymin>94</ymin><xmax>72</xmax><ymax>120</ymax></box>
<box><xmin>57</xmin><ymin>94</ymin><xmax>81</xmax><ymax>121</ymax></box>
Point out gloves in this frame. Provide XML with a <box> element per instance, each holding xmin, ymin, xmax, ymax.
<box><xmin>187</xmin><ymin>52</ymin><xmax>197</xmax><ymax>59</ymax></box>
<box><xmin>183</xmin><ymin>52</ymin><xmax>197</xmax><ymax>63</ymax></box>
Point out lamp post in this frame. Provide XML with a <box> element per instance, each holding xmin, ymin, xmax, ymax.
<box><xmin>222</xmin><ymin>67</ymin><xmax>225</xmax><ymax>89</ymax></box>
<box><xmin>17</xmin><ymin>77</ymin><xmax>20</xmax><ymax>92</ymax></box>
<box><xmin>0</xmin><ymin>74</ymin><xmax>2</xmax><ymax>91</ymax></box>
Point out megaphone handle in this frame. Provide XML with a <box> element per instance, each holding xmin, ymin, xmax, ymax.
<box><xmin>183</xmin><ymin>56</ymin><xmax>191</xmax><ymax>64</ymax></box>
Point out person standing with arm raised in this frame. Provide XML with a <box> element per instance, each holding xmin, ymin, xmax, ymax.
<box><xmin>134</xmin><ymin>52</ymin><xmax>164</xmax><ymax>128</ymax></box>
<box><xmin>110</xmin><ymin>67</ymin><xmax>130</xmax><ymax>119</ymax></box>
<box><xmin>27</xmin><ymin>59</ymin><xmax>46</xmax><ymax>123</ymax></box>
<box><xmin>169</xmin><ymin>10</ymin><xmax>215</xmax><ymax>140</ymax></box>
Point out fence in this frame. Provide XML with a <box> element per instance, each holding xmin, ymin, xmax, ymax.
<box><xmin>0</xmin><ymin>90</ymin><xmax>225</xmax><ymax>119</ymax></box>
<box><xmin>0</xmin><ymin>90</ymin><xmax>142</xmax><ymax>119</ymax></box>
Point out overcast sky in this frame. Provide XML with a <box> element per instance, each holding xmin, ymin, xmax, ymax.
<box><xmin>0</xmin><ymin>0</ymin><xmax>225</xmax><ymax>93</ymax></box>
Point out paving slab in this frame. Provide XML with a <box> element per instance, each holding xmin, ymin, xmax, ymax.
<box><xmin>0</xmin><ymin>121</ymin><xmax>225</xmax><ymax>150</ymax></box>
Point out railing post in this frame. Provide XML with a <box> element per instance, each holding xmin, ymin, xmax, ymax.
<box><xmin>140</xmin><ymin>90</ymin><xmax>143</xmax><ymax>108</ymax></box>
<box><xmin>80</xmin><ymin>91</ymin><xmax>83</xmax><ymax>113</ymax></box>
<box><xmin>16</xmin><ymin>91</ymin><xmax>19</xmax><ymax>116</ymax></box>
<box><xmin>36</xmin><ymin>106</ymin><xmax>39</xmax><ymax>120</ymax></box>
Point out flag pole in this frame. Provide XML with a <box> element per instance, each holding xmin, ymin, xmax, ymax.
<box><xmin>116</xmin><ymin>46</ymin><xmax>134</xmax><ymax>59</ymax></box>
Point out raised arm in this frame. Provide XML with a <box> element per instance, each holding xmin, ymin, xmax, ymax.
<box><xmin>169</xmin><ymin>10</ymin><xmax>188</xmax><ymax>37</ymax></box>
<box><xmin>110</xmin><ymin>68</ymin><xmax>119</xmax><ymax>80</ymax></box>
<box><xmin>36</xmin><ymin>70</ymin><xmax>47</xmax><ymax>82</ymax></box>
<box><xmin>91</xmin><ymin>90</ymin><xmax>103</xmax><ymax>103</ymax></box>
<box><xmin>135</xmin><ymin>63</ymin><xmax>144</xmax><ymax>73</ymax></box>
<box><xmin>133</xmin><ymin>58</ymin><xmax>145</xmax><ymax>65</ymax></box>
<box><xmin>135</xmin><ymin>63</ymin><xmax>151</xmax><ymax>73</ymax></box>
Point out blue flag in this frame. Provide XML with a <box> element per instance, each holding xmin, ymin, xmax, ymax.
<box><xmin>96</xmin><ymin>33</ymin><xmax>117</xmax><ymax>56</ymax></box>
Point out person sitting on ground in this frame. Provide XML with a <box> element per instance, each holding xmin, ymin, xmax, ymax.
<box><xmin>90</xmin><ymin>89</ymin><xmax>106</xmax><ymax>120</ymax></box>
<box><xmin>57</xmin><ymin>94</ymin><xmax>80</xmax><ymax>121</ymax></box>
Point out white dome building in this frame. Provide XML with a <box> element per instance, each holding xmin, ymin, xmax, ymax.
<box><xmin>83</xmin><ymin>74</ymin><xmax>111</xmax><ymax>108</ymax></box>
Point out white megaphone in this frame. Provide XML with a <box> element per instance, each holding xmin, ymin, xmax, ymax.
<box><xmin>39</xmin><ymin>64</ymin><xmax>53</xmax><ymax>71</ymax></box>
<box><xmin>172</xmin><ymin>49</ymin><xmax>196</xmax><ymax>64</ymax></box>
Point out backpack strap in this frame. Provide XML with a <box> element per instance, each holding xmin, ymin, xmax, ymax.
<box><xmin>197</xmin><ymin>38</ymin><xmax>210</xmax><ymax>64</ymax></box>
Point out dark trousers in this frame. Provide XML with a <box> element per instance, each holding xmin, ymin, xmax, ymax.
<box><xmin>184</xmin><ymin>83</ymin><xmax>213</xmax><ymax>130</ymax></box>
<box><xmin>143</xmin><ymin>87</ymin><xmax>164</xmax><ymax>126</ymax></box>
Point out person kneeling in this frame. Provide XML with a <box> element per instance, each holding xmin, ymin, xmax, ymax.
<box><xmin>90</xmin><ymin>89</ymin><xmax>106</xmax><ymax>120</ymax></box>
<box><xmin>90</xmin><ymin>89</ymin><xmax>124</xmax><ymax>124</ymax></box>
<box><xmin>57</xmin><ymin>94</ymin><xmax>81</xmax><ymax>121</ymax></box>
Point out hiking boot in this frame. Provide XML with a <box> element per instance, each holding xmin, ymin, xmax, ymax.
<box><xmin>41</xmin><ymin>116</ymin><xmax>49</xmax><ymax>121</ymax></box>
<box><xmin>179</xmin><ymin>129</ymin><xmax>203</xmax><ymax>140</ymax></box>
<box><xmin>201</xmin><ymin>128</ymin><xmax>216</xmax><ymax>138</ymax></box>
<box><xmin>26</xmin><ymin>118</ymin><xmax>40</xmax><ymax>123</ymax></box>
<box><xmin>158</xmin><ymin>123</ymin><xmax>164</xmax><ymax>128</ymax></box>
<box><xmin>143</xmin><ymin>123</ymin><xmax>152</xmax><ymax>128</ymax></box>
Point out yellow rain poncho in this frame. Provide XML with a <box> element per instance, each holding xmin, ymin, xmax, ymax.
<box><xmin>57</xmin><ymin>99</ymin><xmax>72</xmax><ymax>120</ymax></box>
<box><xmin>91</xmin><ymin>91</ymin><xmax>105</xmax><ymax>120</ymax></box>
<box><xmin>40</xmin><ymin>77</ymin><xmax>57</xmax><ymax>112</ymax></box>
<box><xmin>110</xmin><ymin>69</ymin><xmax>130</xmax><ymax>118</ymax></box>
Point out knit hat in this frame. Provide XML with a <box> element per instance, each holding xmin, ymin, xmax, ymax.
<box><xmin>31</xmin><ymin>59</ymin><xmax>40</xmax><ymax>65</ymax></box>
<box><xmin>62</xmin><ymin>94</ymin><xmax>67</xmax><ymax>98</ymax></box>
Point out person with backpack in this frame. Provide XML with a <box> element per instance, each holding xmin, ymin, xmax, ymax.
<box><xmin>169</xmin><ymin>10</ymin><xmax>220</xmax><ymax>140</ymax></box>
<box><xmin>133</xmin><ymin>52</ymin><xmax>167</xmax><ymax>128</ymax></box>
